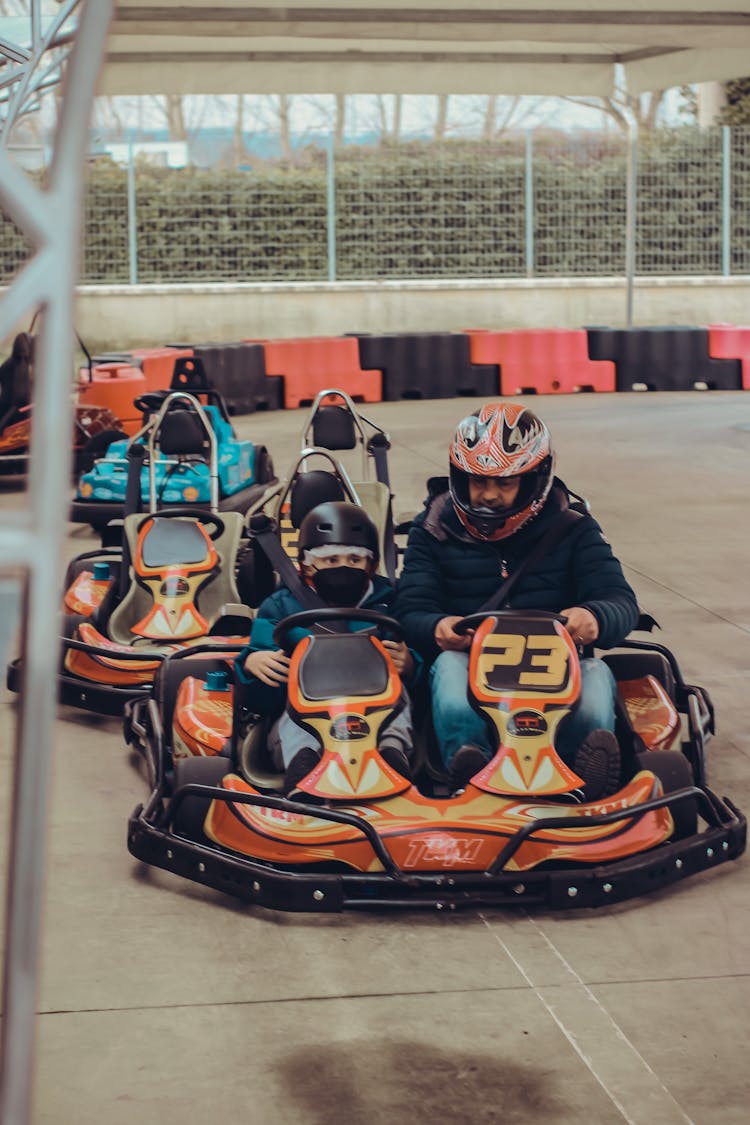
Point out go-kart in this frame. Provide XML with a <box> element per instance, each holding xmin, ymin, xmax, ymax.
<box><xmin>126</xmin><ymin>607</ymin><xmax>745</xmax><ymax>912</ymax></box>
<box><xmin>0</xmin><ymin>400</ymin><xmax>125</xmax><ymax>479</ymax></box>
<box><xmin>7</xmin><ymin>474</ymin><xmax>254</xmax><ymax>715</ymax></box>
<box><xmin>0</xmin><ymin>328</ymin><xmax>126</xmax><ymax>479</ymax></box>
<box><xmin>249</xmin><ymin>387</ymin><xmax>396</xmax><ymax>569</ymax></box>
<box><xmin>236</xmin><ymin>387</ymin><xmax>399</xmax><ymax>607</ymax></box>
<box><xmin>70</xmin><ymin>387</ymin><xmax>275</xmax><ymax>531</ymax></box>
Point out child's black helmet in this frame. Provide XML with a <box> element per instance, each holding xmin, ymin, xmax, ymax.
<box><xmin>298</xmin><ymin>501</ymin><xmax>380</xmax><ymax>563</ymax></box>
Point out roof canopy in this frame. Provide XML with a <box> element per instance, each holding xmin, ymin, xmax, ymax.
<box><xmin>102</xmin><ymin>2</ymin><xmax>750</xmax><ymax>98</ymax></box>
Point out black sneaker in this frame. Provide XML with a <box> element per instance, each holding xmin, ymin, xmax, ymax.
<box><xmin>378</xmin><ymin>743</ymin><xmax>412</xmax><ymax>781</ymax></box>
<box><xmin>449</xmin><ymin>744</ymin><xmax>489</xmax><ymax>793</ymax></box>
<box><xmin>572</xmin><ymin>729</ymin><xmax>621</xmax><ymax>801</ymax></box>
<box><xmin>284</xmin><ymin>746</ymin><xmax>322</xmax><ymax>799</ymax></box>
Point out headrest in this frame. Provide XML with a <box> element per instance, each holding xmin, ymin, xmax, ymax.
<box><xmin>289</xmin><ymin>470</ymin><xmax>346</xmax><ymax>528</ymax></box>
<box><xmin>157</xmin><ymin>408</ymin><xmax>208</xmax><ymax>456</ymax></box>
<box><xmin>311</xmin><ymin>404</ymin><xmax>357</xmax><ymax>451</ymax></box>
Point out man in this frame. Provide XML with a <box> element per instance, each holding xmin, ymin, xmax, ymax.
<box><xmin>394</xmin><ymin>401</ymin><xmax>639</xmax><ymax>795</ymax></box>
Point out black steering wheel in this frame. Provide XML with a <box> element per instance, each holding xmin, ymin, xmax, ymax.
<box><xmin>454</xmin><ymin>608</ymin><xmax>568</xmax><ymax>635</ymax></box>
<box><xmin>273</xmin><ymin>607</ymin><xmax>404</xmax><ymax>654</ymax></box>
<box><xmin>137</xmin><ymin>507</ymin><xmax>226</xmax><ymax>541</ymax></box>
<box><xmin>133</xmin><ymin>392</ymin><xmax>169</xmax><ymax>414</ymax></box>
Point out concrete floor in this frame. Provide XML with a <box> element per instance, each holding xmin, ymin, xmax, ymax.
<box><xmin>2</xmin><ymin>391</ymin><xmax>750</xmax><ymax>1124</ymax></box>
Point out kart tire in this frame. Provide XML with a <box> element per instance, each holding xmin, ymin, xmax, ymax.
<box><xmin>76</xmin><ymin>428</ymin><xmax>129</xmax><ymax>475</ymax></box>
<box><xmin>635</xmin><ymin>750</ymin><xmax>697</xmax><ymax>840</ymax></box>
<box><xmin>172</xmin><ymin>755</ymin><xmax>231</xmax><ymax>844</ymax></box>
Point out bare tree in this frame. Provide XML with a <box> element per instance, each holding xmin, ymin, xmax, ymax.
<box><xmin>561</xmin><ymin>90</ymin><xmax>669</xmax><ymax>134</ymax></box>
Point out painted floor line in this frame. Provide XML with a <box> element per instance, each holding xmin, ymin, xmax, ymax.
<box><xmin>480</xmin><ymin>912</ymin><xmax>694</xmax><ymax>1125</ymax></box>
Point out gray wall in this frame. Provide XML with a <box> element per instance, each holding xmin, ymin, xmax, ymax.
<box><xmin>5</xmin><ymin>276</ymin><xmax>750</xmax><ymax>353</ymax></box>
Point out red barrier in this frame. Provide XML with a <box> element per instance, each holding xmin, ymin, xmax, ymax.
<box><xmin>467</xmin><ymin>329</ymin><xmax>615</xmax><ymax>395</ymax></box>
<box><xmin>252</xmin><ymin>337</ymin><xmax>382</xmax><ymax>408</ymax></box>
<box><xmin>708</xmin><ymin>324</ymin><xmax>750</xmax><ymax>389</ymax></box>
<box><xmin>77</xmin><ymin>362</ymin><xmax>147</xmax><ymax>435</ymax></box>
<box><xmin>130</xmin><ymin>346</ymin><xmax>194</xmax><ymax>392</ymax></box>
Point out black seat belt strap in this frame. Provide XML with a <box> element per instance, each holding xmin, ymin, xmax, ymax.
<box><xmin>479</xmin><ymin>509</ymin><xmax>585</xmax><ymax>613</ymax></box>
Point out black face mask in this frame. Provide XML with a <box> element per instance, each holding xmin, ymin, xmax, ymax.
<box><xmin>311</xmin><ymin>566</ymin><xmax>369</xmax><ymax>606</ymax></box>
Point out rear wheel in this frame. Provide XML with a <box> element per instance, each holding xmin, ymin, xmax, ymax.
<box><xmin>76</xmin><ymin>428</ymin><xmax>129</xmax><ymax>476</ymax></box>
<box><xmin>171</xmin><ymin>755</ymin><xmax>231</xmax><ymax>843</ymax></box>
<box><xmin>635</xmin><ymin>749</ymin><xmax>697</xmax><ymax>839</ymax></box>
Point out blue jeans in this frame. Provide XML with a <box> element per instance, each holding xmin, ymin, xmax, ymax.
<box><xmin>430</xmin><ymin>651</ymin><xmax>617</xmax><ymax>768</ymax></box>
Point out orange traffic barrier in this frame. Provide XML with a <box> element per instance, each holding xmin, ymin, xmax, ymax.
<box><xmin>708</xmin><ymin>324</ymin><xmax>750</xmax><ymax>389</ymax></box>
<box><xmin>130</xmin><ymin>346</ymin><xmax>194</xmax><ymax>392</ymax></box>
<box><xmin>252</xmin><ymin>337</ymin><xmax>382</xmax><ymax>409</ymax></box>
<box><xmin>467</xmin><ymin>329</ymin><xmax>615</xmax><ymax>395</ymax></box>
<box><xmin>77</xmin><ymin>362</ymin><xmax>147</xmax><ymax>435</ymax></box>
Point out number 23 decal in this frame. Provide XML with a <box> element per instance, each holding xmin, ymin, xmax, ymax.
<box><xmin>478</xmin><ymin>632</ymin><xmax>570</xmax><ymax>689</ymax></box>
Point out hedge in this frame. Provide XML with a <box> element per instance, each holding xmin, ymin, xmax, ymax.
<box><xmin>2</xmin><ymin>129</ymin><xmax>749</xmax><ymax>284</ymax></box>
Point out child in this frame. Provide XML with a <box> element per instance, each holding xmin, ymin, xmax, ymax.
<box><xmin>235</xmin><ymin>501</ymin><xmax>419</xmax><ymax>795</ymax></box>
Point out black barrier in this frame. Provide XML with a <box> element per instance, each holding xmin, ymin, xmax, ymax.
<box><xmin>586</xmin><ymin>327</ymin><xmax>742</xmax><ymax>392</ymax></box>
<box><xmin>190</xmin><ymin>342</ymin><xmax>283</xmax><ymax>414</ymax></box>
<box><xmin>354</xmin><ymin>332</ymin><xmax>499</xmax><ymax>401</ymax></box>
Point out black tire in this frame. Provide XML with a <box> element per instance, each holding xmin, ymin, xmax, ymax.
<box><xmin>635</xmin><ymin>750</ymin><xmax>697</xmax><ymax>839</ymax></box>
<box><xmin>76</xmin><ymin>428</ymin><xmax>129</xmax><ymax>475</ymax></box>
<box><xmin>171</xmin><ymin>755</ymin><xmax>231</xmax><ymax>843</ymax></box>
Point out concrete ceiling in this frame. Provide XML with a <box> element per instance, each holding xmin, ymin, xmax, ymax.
<box><xmin>101</xmin><ymin>2</ymin><xmax>750</xmax><ymax>98</ymax></box>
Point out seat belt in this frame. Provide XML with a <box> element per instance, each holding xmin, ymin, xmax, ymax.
<box><xmin>249</xmin><ymin>513</ymin><xmax>326</xmax><ymax>611</ymax></box>
<box><xmin>248</xmin><ymin>514</ymin><xmax>349</xmax><ymax>633</ymax></box>
<box><xmin>478</xmin><ymin>508</ymin><xmax>585</xmax><ymax>613</ymax></box>
<box><xmin>366</xmin><ymin>432</ymin><xmax>398</xmax><ymax>585</ymax></box>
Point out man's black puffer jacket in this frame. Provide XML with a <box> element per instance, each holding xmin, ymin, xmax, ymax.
<box><xmin>394</xmin><ymin>479</ymin><xmax>639</xmax><ymax>663</ymax></box>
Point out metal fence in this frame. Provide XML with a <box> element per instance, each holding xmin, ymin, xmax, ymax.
<box><xmin>4</xmin><ymin>126</ymin><xmax>750</xmax><ymax>285</ymax></box>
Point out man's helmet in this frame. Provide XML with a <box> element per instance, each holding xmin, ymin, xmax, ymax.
<box><xmin>298</xmin><ymin>501</ymin><xmax>380</xmax><ymax>564</ymax></box>
<box><xmin>449</xmin><ymin>402</ymin><xmax>554</xmax><ymax>541</ymax></box>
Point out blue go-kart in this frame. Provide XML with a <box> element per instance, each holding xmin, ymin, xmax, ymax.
<box><xmin>70</xmin><ymin>388</ymin><xmax>276</xmax><ymax>532</ymax></box>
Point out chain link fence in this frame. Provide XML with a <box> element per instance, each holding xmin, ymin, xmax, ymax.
<box><xmin>3</xmin><ymin>126</ymin><xmax>750</xmax><ymax>285</ymax></box>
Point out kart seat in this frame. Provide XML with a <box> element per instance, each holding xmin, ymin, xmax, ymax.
<box><xmin>156</xmin><ymin>407</ymin><xmax>210</xmax><ymax>457</ymax></box>
<box><xmin>348</xmin><ymin>479</ymin><xmax>395</xmax><ymax>578</ymax></box>
<box><xmin>289</xmin><ymin>470</ymin><xmax>347</xmax><ymax>528</ymax></box>
<box><xmin>278</xmin><ymin>470</ymin><xmax>348</xmax><ymax>558</ymax></box>
<box><xmin>618</xmin><ymin>675</ymin><xmax>681</xmax><ymax>751</ymax></box>
<box><xmin>107</xmin><ymin>510</ymin><xmax>244</xmax><ymax>646</ymax></box>
<box><xmin>310</xmin><ymin>404</ymin><xmax>357</xmax><ymax>451</ymax></box>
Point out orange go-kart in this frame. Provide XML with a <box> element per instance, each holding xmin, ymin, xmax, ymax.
<box><xmin>7</xmin><ymin>504</ymin><xmax>252</xmax><ymax>716</ymax></box>
<box><xmin>0</xmin><ymin>401</ymin><xmax>125</xmax><ymax>478</ymax></box>
<box><xmin>126</xmin><ymin>608</ymin><xmax>745</xmax><ymax>912</ymax></box>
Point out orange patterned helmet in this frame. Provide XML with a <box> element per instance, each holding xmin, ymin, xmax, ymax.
<box><xmin>449</xmin><ymin>402</ymin><xmax>554</xmax><ymax>540</ymax></box>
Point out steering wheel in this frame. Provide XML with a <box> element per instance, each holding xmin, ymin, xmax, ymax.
<box><xmin>133</xmin><ymin>392</ymin><xmax>168</xmax><ymax>414</ymax></box>
<box><xmin>273</xmin><ymin>607</ymin><xmax>404</xmax><ymax>654</ymax></box>
<box><xmin>454</xmin><ymin>608</ymin><xmax>568</xmax><ymax>635</ymax></box>
<box><xmin>137</xmin><ymin>507</ymin><xmax>226</xmax><ymax>541</ymax></box>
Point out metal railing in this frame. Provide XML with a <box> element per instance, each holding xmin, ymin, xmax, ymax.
<box><xmin>4</xmin><ymin>125</ymin><xmax>749</xmax><ymax>286</ymax></box>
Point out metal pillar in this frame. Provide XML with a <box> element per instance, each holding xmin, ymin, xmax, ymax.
<box><xmin>0</xmin><ymin>6</ymin><xmax>115</xmax><ymax>1125</ymax></box>
<box><xmin>624</xmin><ymin>104</ymin><xmax>639</xmax><ymax>328</ymax></box>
